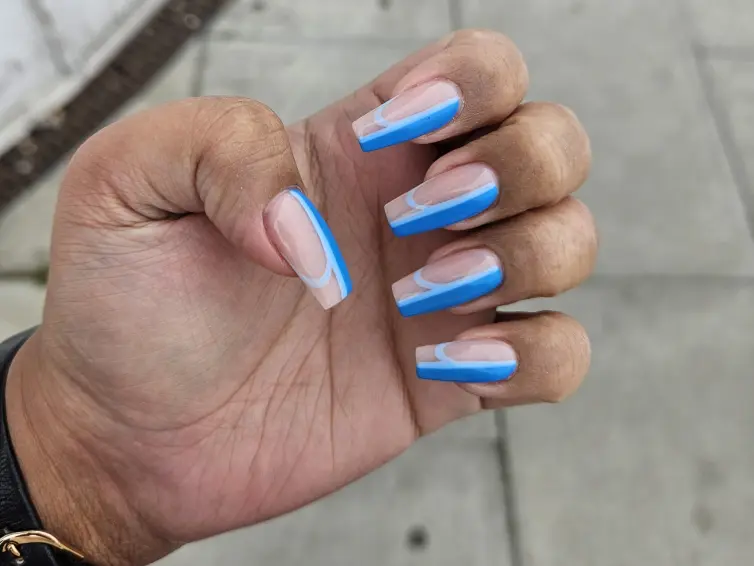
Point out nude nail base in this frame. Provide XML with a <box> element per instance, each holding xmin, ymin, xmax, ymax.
<box><xmin>353</xmin><ymin>81</ymin><xmax>462</xmax><ymax>152</ymax></box>
<box><xmin>385</xmin><ymin>164</ymin><xmax>499</xmax><ymax>237</ymax></box>
<box><xmin>393</xmin><ymin>248</ymin><xmax>502</xmax><ymax>317</ymax></box>
<box><xmin>397</xmin><ymin>266</ymin><xmax>502</xmax><ymax>317</ymax></box>
<box><xmin>359</xmin><ymin>98</ymin><xmax>461</xmax><ymax>152</ymax></box>
<box><xmin>390</xmin><ymin>182</ymin><xmax>498</xmax><ymax>237</ymax></box>
<box><xmin>416</xmin><ymin>341</ymin><xmax>518</xmax><ymax>383</ymax></box>
<box><xmin>265</xmin><ymin>188</ymin><xmax>352</xmax><ymax>310</ymax></box>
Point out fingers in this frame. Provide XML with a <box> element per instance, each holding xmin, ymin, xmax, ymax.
<box><xmin>352</xmin><ymin>29</ymin><xmax>528</xmax><ymax>152</ymax></box>
<box><xmin>384</xmin><ymin>102</ymin><xmax>590</xmax><ymax>236</ymax></box>
<box><xmin>365</xmin><ymin>33</ymin><xmax>594</xmax><ymax>404</ymax></box>
<box><xmin>392</xmin><ymin>198</ymin><xmax>597</xmax><ymax>317</ymax></box>
<box><xmin>61</xmin><ymin>97</ymin><xmax>351</xmax><ymax>310</ymax></box>
<box><xmin>416</xmin><ymin>312</ymin><xmax>591</xmax><ymax>406</ymax></box>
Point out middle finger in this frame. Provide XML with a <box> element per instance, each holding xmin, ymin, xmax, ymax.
<box><xmin>384</xmin><ymin>102</ymin><xmax>591</xmax><ymax>237</ymax></box>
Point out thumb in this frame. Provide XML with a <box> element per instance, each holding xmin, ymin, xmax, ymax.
<box><xmin>60</xmin><ymin>97</ymin><xmax>351</xmax><ymax>310</ymax></box>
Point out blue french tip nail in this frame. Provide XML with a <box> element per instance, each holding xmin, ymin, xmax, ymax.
<box><xmin>358</xmin><ymin>97</ymin><xmax>461</xmax><ymax>152</ymax></box>
<box><xmin>288</xmin><ymin>189</ymin><xmax>352</xmax><ymax>300</ymax></box>
<box><xmin>417</xmin><ymin>360</ymin><xmax>518</xmax><ymax>383</ymax></box>
<box><xmin>390</xmin><ymin>183</ymin><xmax>499</xmax><ymax>237</ymax></box>
<box><xmin>416</xmin><ymin>342</ymin><xmax>518</xmax><ymax>383</ymax></box>
<box><xmin>396</xmin><ymin>265</ymin><xmax>503</xmax><ymax>318</ymax></box>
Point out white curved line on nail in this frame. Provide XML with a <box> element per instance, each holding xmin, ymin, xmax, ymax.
<box><xmin>417</xmin><ymin>360</ymin><xmax>518</xmax><ymax>369</ymax></box>
<box><xmin>373</xmin><ymin>103</ymin><xmax>391</xmax><ymax>128</ymax></box>
<box><xmin>359</xmin><ymin>98</ymin><xmax>461</xmax><ymax>144</ymax></box>
<box><xmin>392</xmin><ymin>182</ymin><xmax>498</xmax><ymax>227</ymax></box>
<box><xmin>429</xmin><ymin>343</ymin><xmax>515</xmax><ymax>368</ymax></box>
<box><xmin>413</xmin><ymin>269</ymin><xmax>444</xmax><ymax>291</ymax></box>
<box><xmin>435</xmin><ymin>343</ymin><xmax>454</xmax><ymax>363</ymax></box>
<box><xmin>400</xmin><ymin>266</ymin><xmax>501</xmax><ymax>307</ymax></box>
<box><xmin>288</xmin><ymin>191</ymin><xmax>347</xmax><ymax>298</ymax></box>
<box><xmin>404</xmin><ymin>188</ymin><xmax>425</xmax><ymax>211</ymax></box>
<box><xmin>300</xmin><ymin>267</ymin><xmax>333</xmax><ymax>289</ymax></box>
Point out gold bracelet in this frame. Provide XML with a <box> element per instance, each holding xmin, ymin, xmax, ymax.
<box><xmin>0</xmin><ymin>531</ymin><xmax>85</xmax><ymax>562</ymax></box>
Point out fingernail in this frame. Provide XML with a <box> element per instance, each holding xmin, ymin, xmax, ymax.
<box><xmin>393</xmin><ymin>248</ymin><xmax>502</xmax><ymax>317</ymax></box>
<box><xmin>416</xmin><ymin>340</ymin><xmax>518</xmax><ymax>383</ymax></box>
<box><xmin>353</xmin><ymin>80</ymin><xmax>462</xmax><ymax>152</ymax></box>
<box><xmin>264</xmin><ymin>188</ymin><xmax>352</xmax><ymax>310</ymax></box>
<box><xmin>385</xmin><ymin>164</ymin><xmax>499</xmax><ymax>237</ymax></box>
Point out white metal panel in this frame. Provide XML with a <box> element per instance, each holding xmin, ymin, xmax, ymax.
<box><xmin>0</xmin><ymin>0</ymin><xmax>167</xmax><ymax>155</ymax></box>
<box><xmin>0</xmin><ymin>0</ymin><xmax>60</xmax><ymax>150</ymax></box>
<box><xmin>39</xmin><ymin>0</ymin><xmax>156</xmax><ymax>71</ymax></box>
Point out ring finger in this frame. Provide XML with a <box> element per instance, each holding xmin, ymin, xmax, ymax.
<box><xmin>391</xmin><ymin>197</ymin><xmax>597</xmax><ymax>317</ymax></box>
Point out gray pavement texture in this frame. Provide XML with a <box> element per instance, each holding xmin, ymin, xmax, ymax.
<box><xmin>2</xmin><ymin>0</ymin><xmax>754</xmax><ymax>565</ymax></box>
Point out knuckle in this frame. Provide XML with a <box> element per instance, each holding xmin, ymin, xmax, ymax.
<box><xmin>61</xmin><ymin>119</ymin><xmax>167</xmax><ymax>225</ymax></box>
<box><xmin>520</xmin><ymin>126</ymin><xmax>569</xmax><ymax>199</ymax></box>
<box><xmin>517</xmin><ymin>214</ymin><xmax>574</xmax><ymax>297</ymax></box>
<box><xmin>530</xmin><ymin>200</ymin><xmax>598</xmax><ymax>297</ymax></box>
<box><xmin>196</xmin><ymin>98</ymin><xmax>292</xmax><ymax>196</ymax></box>
<box><xmin>544</xmin><ymin>102</ymin><xmax>581</xmax><ymax>125</ymax></box>
<box><xmin>548</xmin><ymin>103</ymin><xmax>592</xmax><ymax>184</ymax></box>
<box><xmin>191</xmin><ymin>99</ymin><xmax>296</xmax><ymax>238</ymax></box>
<box><xmin>510</xmin><ymin>102</ymin><xmax>591</xmax><ymax>196</ymax></box>
<box><xmin>557</xmin><ymin>199</ymin><xmax>599</xmax><ymax>285</ymax></box>
<box><xmin>536</xmin><ymin>312</ymin><xmax>590</xmax><ymax>403</ymax></box>
<box><xmin>447</xmin><ymin>48</ymin><xmax>500</xmax><ymax>96</ymax></box>
<box><xmin>70</xmin><ymin>130</ymin><xmax>125</xmax><ymax>185</ymax></box>
<box><xmin>538</xmin><ymin>310</ymin><xmax>575</xmax><ymax>334</ymax></box>
<box><xmin>67</xmin><ymin>126</ymin><xmax>145</xmax><ymax>203</ymax></box>
<box><xmin>519</xmin><ymin>101</ymin><xmax>583</xmax><ymax>131</ymax></box>
<box><xmin>209</xmin><ymin>98</ymin><xmax>284</xmax><ymax>133</ymax></box>
<box><xmin>497</xmin><ymin>35</ymin><xmax>529</xmax><ymax>91</ymax></box>
<box><xmin>454</xmin><ymin>28</ymin><xmax>511</xmax><ymax>46</ymax></box>
<box><xmin>200</xmin><ymin>98</ymin><xmax>288</xmax><ymax>159</ymax></box>
<box><xmin>451</xmin><ymin>30</ymin><xmax>529</xmax><ymax>99</ymax></box>
<box><xmin>517</xmin><ymin>219</ymin><xmax>558</xmax><ymax>291</ymax></box>
<box><xmin>569</xmin><ymin>198</ymin><xmax>600</xmax><ymax>257</ymax></box>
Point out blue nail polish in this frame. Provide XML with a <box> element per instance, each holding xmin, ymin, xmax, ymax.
<box><xmin>417</xmin><ymin>344</ymin><xmax>518</xmax><ymax>383</ymax></box>
<box><xmin>396</xmin><ymin>265</ymin><xmax>503</xmax><ymax>317</ymax></box>
<box><xmin>288</xmin><ymin>189</ymin><xmax>352</xmax><ymax>300</ymax></box>
<box><xmin>359</xmin><ymin>97</ymin><xmax>461</xmax><ymax>152</ymax></box>
<box><xmin>390</xmin><ymin>182</ymin><xmax>499</xmax><ymax>237</ymax></box>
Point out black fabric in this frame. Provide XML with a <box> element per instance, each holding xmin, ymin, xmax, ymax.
<box><xmin>0</xmin><ymin>329</ymin><xmax>74</xmax><ymax>566</ymax></box>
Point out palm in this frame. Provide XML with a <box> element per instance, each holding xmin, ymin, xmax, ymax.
<box><xmin>41</xmin><ymin>88</ymin><xmax>493</xmax><ymax>542</ymax></box>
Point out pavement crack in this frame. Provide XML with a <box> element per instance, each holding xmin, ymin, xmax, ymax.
<box><xmin>495</xmin><ymin>411</ymin><xmax>524</xmax><ymax>566</ymax></box>
<box><xmin>693</xmin><ymin>42</ymin><xmax>754</xmax><ymax>243</ymax></box>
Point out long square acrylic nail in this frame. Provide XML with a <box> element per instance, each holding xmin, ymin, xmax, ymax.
<box><xmin>352</xmin><ymin>81</ymin><xmax>462</xmax><ymax>152</ymax></box>
<box><xmin>265</xmin><ymin>188</ymin><xmax>352</xmax><ymax>310</ymax></box>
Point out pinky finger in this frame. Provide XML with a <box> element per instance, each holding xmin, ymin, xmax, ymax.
<box><xmin>416</xmin><ymin>311</ymin><xmax>590</xmax><ymax>408</ymax></box>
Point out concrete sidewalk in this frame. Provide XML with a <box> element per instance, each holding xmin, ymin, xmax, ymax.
<box><xmin>2</xmin><ymin>1</ymin><xmax>754</xmax><ymax>564</ymax></box>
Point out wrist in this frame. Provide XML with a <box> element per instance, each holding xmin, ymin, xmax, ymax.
<box><xmin>5</xmin><ymin>334</ymin><xmax>172</xmax><ymax>566</ymax></box>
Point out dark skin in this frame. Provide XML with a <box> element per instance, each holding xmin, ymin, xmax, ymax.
<box><xmin>6</xmin><ymin>30</ymin><xmax>595</xmax><ymax>566</ymax></box>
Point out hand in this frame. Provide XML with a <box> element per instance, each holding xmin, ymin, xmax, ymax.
<box><xmin>6</xmin><ymin>30</ymin><xmax>595</xmax><ymax>566</ymax></box>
